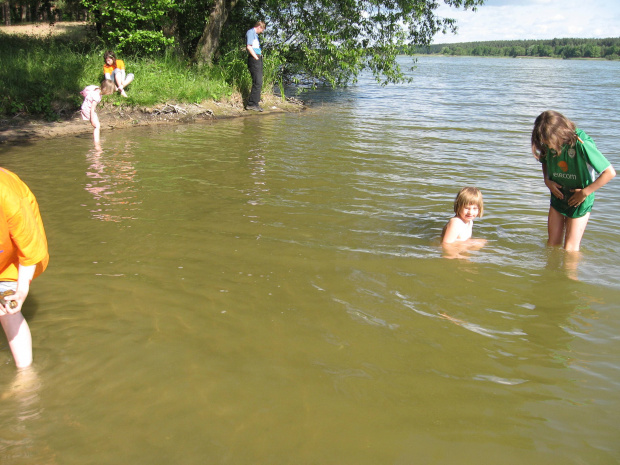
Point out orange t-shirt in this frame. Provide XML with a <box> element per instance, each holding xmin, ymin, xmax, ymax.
<box><xmin>0</xmin><ymin>168</ymin><xmax>49</xmax><ymax>281</ymax></box>
<box><xmin>103</xmin><ymin>59</ymin><xmax>125</xmax><ymax>79</ymax></box>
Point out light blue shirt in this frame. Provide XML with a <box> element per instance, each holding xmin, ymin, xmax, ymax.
<box><xmin>246</xmin><ymin>28</ymin><xmax>261</xmax><ymax>55</ymax></box>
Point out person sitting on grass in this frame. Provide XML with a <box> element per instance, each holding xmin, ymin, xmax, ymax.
<box><xmin>103</xmin><ymin>50</ymin><xmax>134</xmax><ymax>98</ymax></box>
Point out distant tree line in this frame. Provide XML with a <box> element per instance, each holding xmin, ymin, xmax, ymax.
<box><xmin>408</xmin><ymin>37</ymin><xmax>620</xmax><ymax>60</ymax></box>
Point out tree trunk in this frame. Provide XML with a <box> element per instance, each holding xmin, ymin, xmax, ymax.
<box><xmin>3</xmin><ymin>1</ymin><xmax>10</xmax><ymax>26</ymax></box>
<box><xmin>194</xmin><ymin>0</ymin><xmax>238</xmax><ymax>64</ymax></box>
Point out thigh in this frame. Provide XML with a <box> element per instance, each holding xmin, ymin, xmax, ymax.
<box><xmin>564</xmin><ymin>212</ymin><xmax>590</xmax><ymax>252</ymax></box>
<box><xmin>112</xmin><ymin>69</ymin><xmax>125</xmax><ymax>82</ymax></box>
<box><xmin>547</xmin><ymin>207</ymin><xmax>565</xmax><ymax>247</ymax></box>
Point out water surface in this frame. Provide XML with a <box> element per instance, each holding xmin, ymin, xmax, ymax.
<box><xmin>1</xmin><ymin>56</ymin><xmax>619</xmax><ymax>464</ymax></box>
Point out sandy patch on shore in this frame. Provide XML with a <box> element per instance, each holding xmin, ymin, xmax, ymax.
<box><xmin>0</xmin><ymin>21</ymin><xmax>93</xmax><ymax>37</ymax></box>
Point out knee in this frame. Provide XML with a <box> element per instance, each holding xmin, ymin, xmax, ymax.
<box><xmin>564</xmin><ymin>242</ymin><xmax>580</xmax><ymax>252</ymax></box>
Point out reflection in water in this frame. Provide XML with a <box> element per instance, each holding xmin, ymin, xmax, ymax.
<box><xmin>84</xmin><ymin>142</ymin><xmax>141</xmax><ymax>222</ymax></box>
<box><xmin>245</xmin><ymin>148</ymin><xmax>269</xmax><ymax>207</ymax></box>
<box><xmin>0</xmin><ymin>367</ymin><xmax>45</xmax><ymax>464</ymax></box>
<box><xmin>545</xmin><ymin>247</ymin><xmax>582</xmax><ymax>281</ymax></box>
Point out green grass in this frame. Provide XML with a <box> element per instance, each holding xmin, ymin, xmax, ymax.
<box><xmin>0</xmin><ymin>30</ymin><xmax>278</xmax><ymax>119</ymax></box>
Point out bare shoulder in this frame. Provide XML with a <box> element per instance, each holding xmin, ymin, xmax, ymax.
<box><xmin>441</xmin><ymin>216</ymin><xmax>467</xmax><ymax>243</ymax></box>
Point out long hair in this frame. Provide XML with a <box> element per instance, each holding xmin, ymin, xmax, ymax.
<box><xmin>531</xmin><ymin>110</ymin><xmax>577</xmax><ymax>160</ymax></box>
<box><xmin>103</xmin><ymin>50</ymin><xmax>117</xmax><ymax>66</ymax></box>
<box><xmin>454</xmin><ymin>187</ymin><xmax>484</xmax><ymax>218</ymax></box>
<box><xmin>100</xmin><ymin>79</ymin><xmax>116</xmax><ymax>95</ymax></box>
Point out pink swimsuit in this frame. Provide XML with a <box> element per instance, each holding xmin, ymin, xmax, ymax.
<box><xmin>80</xmin><ymin>85</ymin><xmax>101</xmax><ymax>120</ymax></box>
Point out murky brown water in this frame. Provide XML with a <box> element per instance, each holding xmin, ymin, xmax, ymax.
<box><xmin>1</xmin><ymin>57</ymin><xmax>620</xmax><ymax>464</ymax></box>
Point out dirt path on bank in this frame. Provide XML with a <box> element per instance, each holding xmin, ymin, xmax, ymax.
<box><xmin>0</xmin><ymin>21</ymin><xmax>91</xmax><ymax>37</ymax></box>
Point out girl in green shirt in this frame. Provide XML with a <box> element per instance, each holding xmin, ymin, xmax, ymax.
<box><xmin>531</xmin><ymin>110</ymin><xmax>616</xmax><ymax>252</ymax></box>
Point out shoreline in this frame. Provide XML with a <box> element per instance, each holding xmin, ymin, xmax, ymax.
<box><xmin>0</xmin><ymin>94</ymin><xmax>306</xmax><ymax>147</ymax></box>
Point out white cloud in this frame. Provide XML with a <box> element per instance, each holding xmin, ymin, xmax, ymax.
<box><xmin>434</xmin><ymin>0</ymin><xmax>620</xmax><ymax>43</ymax></box>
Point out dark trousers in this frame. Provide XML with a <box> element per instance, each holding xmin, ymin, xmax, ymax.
<box><xmin>247</xmin><ymin>55</ymin><xmax>263</xmax><ymax>107</ymax></box>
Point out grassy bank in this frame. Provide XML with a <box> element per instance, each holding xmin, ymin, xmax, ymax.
<box><xmin>0</xmin><ymin>24</ymin><xmax>280</xmax><ymax>120</ymax></box>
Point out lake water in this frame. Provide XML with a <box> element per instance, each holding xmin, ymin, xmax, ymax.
<box><xmin>1</xmin><ymin>56</ymin><xmax>619</xmax><ymax>464</ymax></box>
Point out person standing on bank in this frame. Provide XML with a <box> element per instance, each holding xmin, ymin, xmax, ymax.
<box><xmin>246</xmin><ymin>21</ymin><xmax>266</xmax><ymax>112</ymax></box>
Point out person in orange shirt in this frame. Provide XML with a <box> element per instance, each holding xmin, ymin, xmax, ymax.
<box><xmin>0</xmin><ymin>168</ymin><xmax>49</xmax><ymax>368</ymax></box>
<box><xmin>103</xmin><ymin>50</ymin><xmax>134</xmax><ymax>98</ymax></box>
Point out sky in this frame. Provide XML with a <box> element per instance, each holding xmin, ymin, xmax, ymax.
<box><xmin>434</xmin><ymin>0</ymin><xmax>620</xmax><ymax>44</ymax></box>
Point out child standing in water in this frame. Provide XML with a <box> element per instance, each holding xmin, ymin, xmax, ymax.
<box><xmin>441</xmin><ymin>187</ymin><xmax>486</xmax><ymax>245</ymax></box>
<box><xmin>80</xmin><ymin>85</ymin><xmax>101</xmax><ymax>144</ymax></box>
<box><xmin>531</xmin><ymin>110</ymin><xmax>616</xmax><ymax>251</ymax></box>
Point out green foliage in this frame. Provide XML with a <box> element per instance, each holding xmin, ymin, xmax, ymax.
<box><xmin>419</xmin><ymin>37</ymin><xmax>620</xmax><ymax>60</ymax></box>
<box><xmin>78</xmin><ymin>0</ymin><xmax>485</xmax><ymax>87</ymax></box>
<box><xmin>254</xmin><ymin>0</ymin><xmax>485</xmax><ymax>87</ymax></box>
<box><xmin>215</xmin><ymin>46</ymin><xmax>283</xmax><ymax>100</ymax></box>
<box><xmin>0</xmin><ymin>31</ymin><xmax>237</xmax><ymax>118</ymax></box>
<box><xmin>0</xmin><ymin>32</ymin><xmax>97</xmax><ymax>119</ymax></box>
<box><xmin>81</xmin><ymin>0</ymin><xmax>176</xmax><ymax>55</ymax></box>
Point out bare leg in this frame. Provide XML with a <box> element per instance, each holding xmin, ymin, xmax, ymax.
<box><xmin>115</xmin><ymin>71</ymin><xmax>129</xmax><ymax>97</ymax></box>
<box><xmin>564</xmin><ymin>212</ymin><xmax>590</xmax><ymax>252</ymax></box>
<box><xmin>547</xmin><ymin>207</ymin><xmax>565</xmax><ymax>247</ymax></box>
<box><xmin>122</xmin><ymin>73</ymin><xmax>134</xmax><ymax>89</ymax></box>
<box><xmin>91</xmin><ymin>112</ymin><xmax>100</xmax><ymax>143</ymax></box>
<box><xmin>1</xmin><ymin>312</ymin><xmax>33</xmax><ymax>368</ymax></box>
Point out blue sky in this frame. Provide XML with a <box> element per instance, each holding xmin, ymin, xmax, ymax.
<box><xmin>434</xmin><ymin>0</ymin><xmax>620</xmax><ymax>44</ymax></box>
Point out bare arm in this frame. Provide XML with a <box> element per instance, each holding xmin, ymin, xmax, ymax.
<box><xmin>90</xmin><ymin>101</ymin><xmax>100</xmax><ymax>143</ymax></box>
<box><xmin>542</xmin><ymin>163</ymin><xmax>563</xmax><ymax>199</ymax></box>
<box><xmin>568</xmin><ymin>165</ymin><xmax>616</xmax><ymax>207</ymax></box>
<box><xmin>246</xmin><ymin>44</ymin><xmax>259</xmax><ymax>60</ymax></box>
<box><xmin>2</xmin><ymin>264</ymin><xmax>36</xmax><ymax>314</ymax></box>
<box><xmin>441</xmin><ymin>218</ymin><xmax>461</xmax><ymax>244</ymax></box>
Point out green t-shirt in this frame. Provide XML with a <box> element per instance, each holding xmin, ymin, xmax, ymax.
<box><xmin>540</xmin><ymin>128</ymin><xmax>611</xmax><ymax>218</ymax></box>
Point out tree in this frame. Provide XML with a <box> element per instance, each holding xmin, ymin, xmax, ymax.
<box><xmin>81</xmin><ymin>0</ymin><xmax>176</xmax><ymax>54</ymax></box>
<box><xmin>193</xmin><ymin>0</ymin><xmax>485</xmax><ymax>86</ymax></box>
<box><xmin>583</xmin><ymin>44</ymin><xmax>600</xmax><ymax>58</ymax></box>
<box><xmin>81</xmin><ymin>0</ymin><xmax>484</xmax><ymax>86</ymax></box>
<box><xmin>193</xmin><ymin>0</ymin><xmax>239</xmax><ymax>64</ymax></box>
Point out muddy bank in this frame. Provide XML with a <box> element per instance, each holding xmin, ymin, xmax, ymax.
<box><xmin>0</xmin><ymin>94</ymin><xmax>306</xmax><ymax>146</ymax></box>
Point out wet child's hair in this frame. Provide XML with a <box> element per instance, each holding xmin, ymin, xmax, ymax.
<box><xmin>103</xmin><ymin>50</ymin><xmax>117</xmax><ymax>65</ymax></box>
<box><xmin>454</xmin><ymin>187</ymin><xmax>484</xmax><ymax>218</ymax></box>
<box><xmin>100</xmin><ymin>79</ymin><xmax>116</xmax><ymax>95</ymax></box>
<box><xmin>531</xmin><ymin>110</ymin><xmax>578</xmax><ymax>160</ymax></box>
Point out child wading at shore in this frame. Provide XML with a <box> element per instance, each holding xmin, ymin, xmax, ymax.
<box><xmin>531</xmin><ymin>110</ymin><xmax>616</xmax><ymax>251</ymax></box>
<box><xmin>103</xmin><ymin>50</ymin><xmax>134</xmax><ymax>97</ymax></box>
<box><xmin>80</xmin><ymin>85</ymin><xmax>101</xmax><ymax>144</ymax></box>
